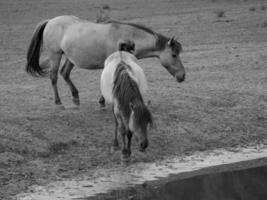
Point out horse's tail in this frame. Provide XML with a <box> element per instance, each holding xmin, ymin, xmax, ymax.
<box><xmin>25</xmin><ymin>20</ymin><xmax>49</xmax><ymax>77</ymax></box>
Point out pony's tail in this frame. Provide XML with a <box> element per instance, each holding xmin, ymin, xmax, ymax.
<box><xmin>25</xmin><ymin>20</ymin><xmax>49</xmax><ymax>77</ymax></box>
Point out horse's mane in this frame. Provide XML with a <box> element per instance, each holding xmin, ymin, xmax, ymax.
<box><xmin>106</xmin><ymin>20</ymin><xmax>170</xmax><ymax>51</ymax></box>
<box><xmin>113</xmin><ymin>61</ymin><xmax>152</xmax><ymax>125</ymax></box>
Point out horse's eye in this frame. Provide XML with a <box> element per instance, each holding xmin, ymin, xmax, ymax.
<box><xmin>172</xmin><ymin>54</ymin><xmax>177</xmax><ymax>58</ymax></box>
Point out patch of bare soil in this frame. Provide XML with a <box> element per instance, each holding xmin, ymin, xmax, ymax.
<box><xmin>0</xmin><ymin>0</ymin><xmax>267</xmax><ymax>199</ymax></box>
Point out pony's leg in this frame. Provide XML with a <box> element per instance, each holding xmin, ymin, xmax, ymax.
<box><xmin>49</xmin><ymin>53</ymin><xmax>63</xmax><ymax>106</ymax></box>
<box><xmin>118</xmin><ymin>123</ymin><xmax>129</xmax><ymax>160</ymax></box>
<box><xmin>120</xmin><ymin>131</ymin><xmax>128</xmax><ymax>157</ymax></box>
<box><xmin>60</xmin><ymin>59</ymin><xmax>80</xmax><ymax>106</ymax></box>
<box><xmin>98</xmin><ymin>96</ymin><xmax>106</xmax><ymax>108</ymax></box>
<box><xmin>126</xmin><ymin>131</ymin><xmax>133</xmax><ymax>156</ymax></box>
<box><xmin>112</xmin><ymin>110</ymin><xmax>119</xmax><ymax>150</ymax></box>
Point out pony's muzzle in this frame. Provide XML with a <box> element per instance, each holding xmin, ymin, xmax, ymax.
<box><xmin>139</xmin><ymin>139</ymin><xmax>148</xmax><ymax>152</ymax></box>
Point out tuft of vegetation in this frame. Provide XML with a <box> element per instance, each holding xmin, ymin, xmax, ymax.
<box><xmin>215</xmin><ymin>10</ymin><xmax>225</xmax><ymax>18</ymax></box>
<box><xmin>49</xmin><ymin>142</ymin><xmax>69</xmax><ymax>154</ymax></box>
<box><xmin>249</xmin><ymin>7</ymin><xmax>256</xmax><ymax>11</ymax></box>
<box><xmin>262</xmin><ymin>21</ymin><xmax>267</xmax><ymax>28</ymax></box>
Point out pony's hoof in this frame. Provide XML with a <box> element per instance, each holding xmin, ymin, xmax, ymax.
<box><xmin>68</xmin><ymin>105</ymin><xmax>79</xmax><ymax>110</ymax></box>
<box><xmin>121</xmin><ymin>154</ymin><xmax>131</xmax><ymax>162</ymax></box>
<box><xmin>72</xmin><ymin>98</ymin><xmax>80</xmax><ymax>106</ymax></box>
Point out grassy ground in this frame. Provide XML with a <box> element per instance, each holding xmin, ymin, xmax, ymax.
<box><xmin>0</xmin><ymin>0</ymin><xmax>267</xmax><ymax>199</ymax></box>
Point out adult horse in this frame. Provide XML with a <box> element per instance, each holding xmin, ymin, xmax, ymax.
<box><xmin>26</xmin><ymin>15</ymin><xmax>185</xmax><ymax>107</ymax></box>
<box><xmin>101</xmin><ymin>40</ymin><xmax>152</xmax><ymax>160</ymax></box>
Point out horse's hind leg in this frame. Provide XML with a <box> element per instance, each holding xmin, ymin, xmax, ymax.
<box><xmin>60</xmin><ymin>59</ymin><xmax>80</xmax><ymax>106</ymax></box>
<box><xmin>49</xmin><ymin>53</ymin><xmax>63</xmax><ymax>106</ymax></box>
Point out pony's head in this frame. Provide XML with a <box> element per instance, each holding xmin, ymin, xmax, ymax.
<box><xmin>128</xmin><ymin>102</ymin><xmax>153</xmax><ymax>152</ymax></box>
<box><xmin>158</xmin><ymin>37</ymin><xmax>185</xmax><ymax>83</ymax></box>
<box><xmin>118</xmin><ymin>40</ymin><xmax>135</xmax><ymax>54</ymax></box>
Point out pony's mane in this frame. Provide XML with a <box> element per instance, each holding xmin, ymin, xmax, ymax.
<box><xmin>113</xmin><ymin>61</ymin><xmax>144</xmax><ymax>109</ymax></box>
<box><xmin>106</xmin><ymin>20</ymin><xmax>171</xmax><ymax>51</ymax></box>
<box><xmin>113</xmin><ymin>61</ymin><xmax>152</xmax><ymax>125</ymax></box>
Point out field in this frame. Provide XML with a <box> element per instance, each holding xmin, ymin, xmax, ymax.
<box><xmin>0</xmin><ymin>0</ymin><xmax>267</xmax><ymax>199</ymax></box>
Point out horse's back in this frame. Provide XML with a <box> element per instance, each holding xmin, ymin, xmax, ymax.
<box><xmin>101</xmin><ymin>51</ymin><xmax>148</xmax><ymax>104</ymax></box>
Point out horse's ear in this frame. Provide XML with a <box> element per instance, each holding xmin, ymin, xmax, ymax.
<box><xmin>131</xmin><ymin>41</ymin><xmax>135</xmax><ymax>52</ymax></box>
<box><xmin>167</xmin><ymin>37</ymin><xmax>175</xmax><ymax>46</ymax></box>
<box><xmin>118</xmin><ymin>42</ymin><xmax>126</xmax><ymax>51</ymax></box>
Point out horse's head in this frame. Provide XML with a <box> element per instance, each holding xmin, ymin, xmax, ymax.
<box><xmin>159</xmin><ymin>37</ymin><xmax>185</xmax><ymax>83</ymax></box>
<box><xmin>128</xmin><ymin>102</ymin><xmax>152</xmax><ymax>152</ymax></box>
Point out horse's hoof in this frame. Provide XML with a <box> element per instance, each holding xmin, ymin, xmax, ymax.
<box><xmin>55</xmin><ymin>104</ymin><xmax>65</xmax><ymax>110</ymax></box>
<box><xmin>111</xmin><ymin>145</ymin><xmax>120</xmax><ymax>152</ymax></box>
<box><xmin>72</xmin><ymin>98</ymin><xmax>80</xmax><ymax>106</ymax></box>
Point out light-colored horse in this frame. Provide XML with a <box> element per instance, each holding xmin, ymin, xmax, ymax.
<box><xmin>101</xmin><ymin>41</ymin><xmax>152</xmax><ymax>160</ymax></box>
<box><xmin>26</xmin><ymin>15</ymin><xmax>185</xmax><ymax>107</ymax></box>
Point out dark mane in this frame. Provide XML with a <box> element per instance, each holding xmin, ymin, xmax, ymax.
<box><xmin>106</xmin><ymin>20</ymin><xmax>170</xmax><ymax>51</ymax></box>
<box><xmin>113</xmin><ymin>61</ymin><xmax>144</xmax><ymax>110</ymax></box>
<box><xmin>107</xmin><ymin>20</ymin><xmax>155</xmax><ymax>35</ymax></box>
<box><xmin>113</xmin><ymin>61</ymin><xmax>152</xmax><ymax>125</ymax></box>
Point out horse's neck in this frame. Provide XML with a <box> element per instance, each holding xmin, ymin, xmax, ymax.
<box><xmin>134</xmin><ymin>34</ymin><xmax>161</xmax><ymax>59</ymax></box>
<box><xmin>123</xmin><ymin>29</ymin><xmax>160</xmax><ymax>59</ymax></box>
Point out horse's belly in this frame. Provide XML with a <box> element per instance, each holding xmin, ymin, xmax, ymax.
<box><xmin>61</xmin><ymin>25</ymin><xmax>109</xmax><ymax>69</ymax></box>
<box><xmin>71</xmin><ymin>53</ymin><xmax>105</xmax><ymax>69</ymax></box>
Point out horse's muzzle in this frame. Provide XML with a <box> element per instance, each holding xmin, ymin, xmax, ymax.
<box><xmin>176</xmin><ymin>73</ymin><xmax>185</xmax><ymax>83</ymax></box>
<box><xmin>139</xmin><ymin>139</ymin><xmax>148</xmax><ymax>152</ymax></box>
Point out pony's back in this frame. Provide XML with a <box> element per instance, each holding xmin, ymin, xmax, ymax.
<box><xmin>101</xmin><ymin>51</ymin><xmax>147</xmax><ymax>104</ymax></box>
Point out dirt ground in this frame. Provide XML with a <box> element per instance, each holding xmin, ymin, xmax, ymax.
<box><xmin>0</xmin><ymin>0</ymin><xmax>267</xmax><ymax>199</ymax></box>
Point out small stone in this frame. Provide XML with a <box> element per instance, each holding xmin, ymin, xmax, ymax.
<box><xmin>225</xmin><ymin>126</ymin><xmax>232</xmax><ymax>132</ymax></box>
